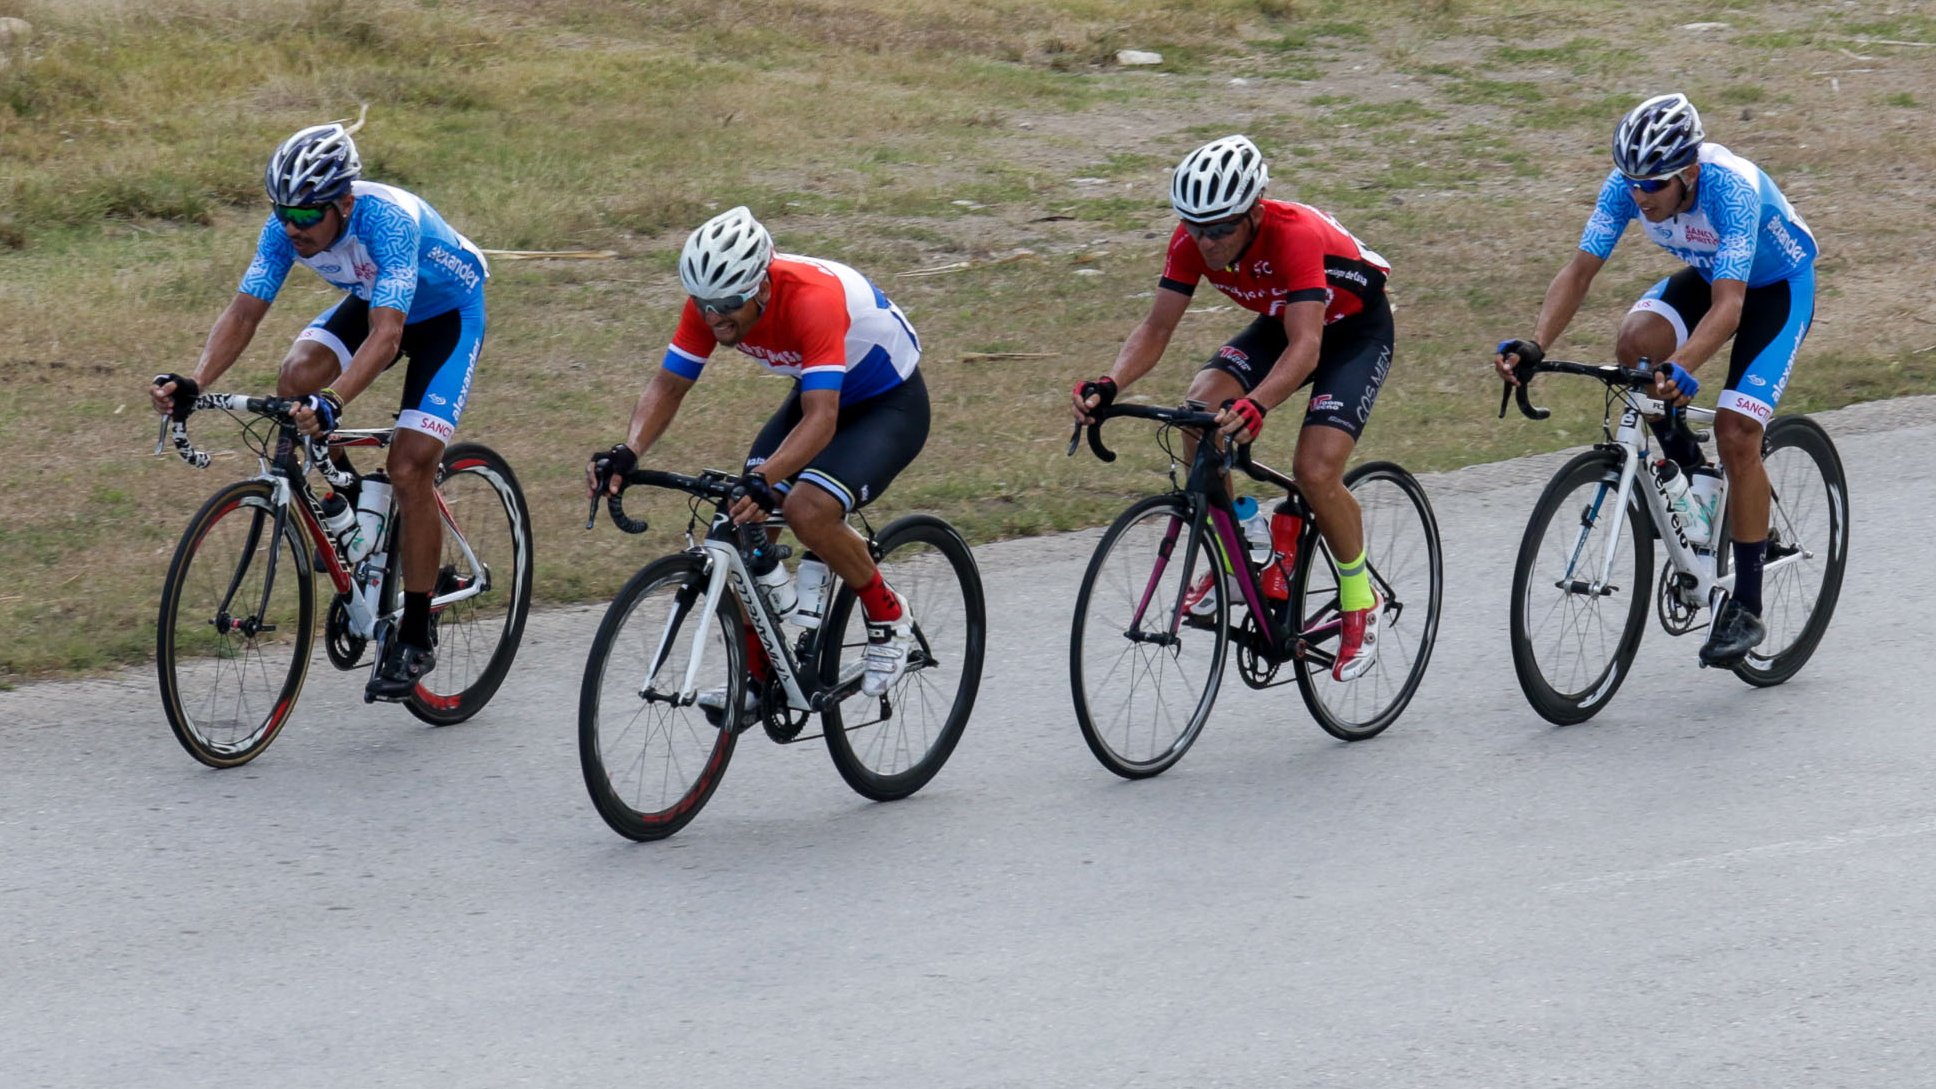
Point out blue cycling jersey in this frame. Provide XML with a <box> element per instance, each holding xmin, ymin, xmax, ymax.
<box><xmin>1579</xmin><ymin>143</ymin><xmax>1816</xmax><ymax>288</ymax></box>
<box><xmin>239</xmin><ymin>181</ymin><xmax>488</xmax><ymax>322</ymax></box>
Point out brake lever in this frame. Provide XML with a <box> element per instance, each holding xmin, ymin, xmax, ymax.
<box><xmin>1066</xmin><ymin>423</ymin><xmax>1082</xmax><ymax>457</ymax></box>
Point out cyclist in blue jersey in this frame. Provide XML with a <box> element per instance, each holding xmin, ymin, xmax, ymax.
<box><xmin>149</xmin><ymin>114</ymin><xmax>491</xmax><ymax>699</ymax></box>
<box><xmin>1495</xmin><ymin>93</ymin><xmax>1817</xmax><ymax>666</ymax></box>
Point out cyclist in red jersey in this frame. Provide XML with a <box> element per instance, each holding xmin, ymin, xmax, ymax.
<box><xmin>589</xmin><ymin>207</ymin><xmax>930</xmax><ymax>720</ymax></box>
<box><xmin>1071</xmin><ymin>135</ymin><xmax>1395</xmax><ymax>681</ymax></box>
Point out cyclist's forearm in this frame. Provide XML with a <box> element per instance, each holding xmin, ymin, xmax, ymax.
<box><xmin>1249</xmin><ymin>342</ymin><xmax>1320</xmax><ymax>411</ymax></box>
<box><xmin>1106</xmin><ymin>319</ymin><xmax>1173</xmax><ymax>390</ymax></box>
<box><xmin>192</xmin><ymin>298</ymin><xmax>267</xmax><ymax>385</ymax></box>
<box><xmin>1673</xmin><ymin>284</ymin><xmax>1744</xmax><ymax>372</ymax></box>
<box><xmin>622</xmin><ymin>370</ymin><xmax>690</xmax><ymax>455</ymax></box>
<box><xmin>1531</xmin><ymin>254</ymin><xmax>1600</xmax><ymax>349</ymax></box>
<box><xmin>757</xmin><ymin>409</ymin><xmax>836</xmax><ymax>484</ymax></box>
<box><xmin>329</xmin><ymin>308</ymin><xmax>404</xmax><ymax>403</ymax></box>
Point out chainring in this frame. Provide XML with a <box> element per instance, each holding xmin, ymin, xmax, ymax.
<box><xmin>326</xmin><ymin>594</ymin><xmax>368</xmax><ymax>670</ymax></box>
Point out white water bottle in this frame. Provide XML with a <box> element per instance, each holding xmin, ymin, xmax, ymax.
<box><xmin>1233</xmin><ymin>495</ymin><xmax>1273</xmax><ymax>564</ymax></box>
<box><xmin>317</xmin><ymin>490</ymin><xmax>356</xmax><ymax>540</ymax></box>
<box><xmin>348</xmin><ymin>473</ymin><xmax>392</xmax><ymax>564</ymax></box>
<box><xmin>1685</xmin><ymin>466</ymin><xmax>1723</xmax><ymax>545</ymax></box>
<box><xmin>755</xmin><ymin>561</ymin><xmax>796</xmax><ymax>617</ymax></box>
<box><xmin>1654</xmin><ymin>460</ymin><xmax>1706</xmax><ymax>545</ymax></box>
<box><xmin>791</xmin><ymin>556</ymin><xmax>830</xmax><ymax>629</ymax></box>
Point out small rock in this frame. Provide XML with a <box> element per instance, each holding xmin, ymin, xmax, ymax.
<box><xmin>1070</xmin><ymin>177</ymin><xmax>1109</xmax><ymax>186</ymax></box>
<box><xmin>1074</xmin><ymin>268</ymin><xmax>1105</xmax><ymax>277</ymax></box>
<box><xmin>0</xmin><ymin>17</ymin><xmax>33</xmax><ymax>49</ymax></box>
<box><xmin>1116</xmin><ymin>50</ymin><xmax>1163</xmax><ymax>66</ymax></box>
<box><xmin>1680</xmin><ymin>21</ymin><xmax>1729</xmax><ymax>31</ymax></box>
<box><xmin>1229</xmin><ymin>77</ymin><xmax>1249</xmax><ymax>86</ymax></box>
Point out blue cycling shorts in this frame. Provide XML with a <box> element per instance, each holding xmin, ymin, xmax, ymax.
<box><xmin>1629</xmin><ymin>265</ymin><xmax>1814</xmax><ymax>427</ymax></box>
<box><xmin>297</xmin><ymin>295</ymin><xmax>487</xmax><ymax>445</ymax></box>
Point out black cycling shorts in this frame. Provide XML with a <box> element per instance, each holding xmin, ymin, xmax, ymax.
<box><xmin>745</xmin><ymin>370</ymin><xmax>930</xmax><ymax>512</ymax></box>
<box><xmin>1198</xmin><ymin>293</ymin><xmax>1394</xmax><ymax>440</ymax></box>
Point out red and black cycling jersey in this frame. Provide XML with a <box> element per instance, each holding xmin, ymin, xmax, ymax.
<box><xmin>1159</xmin><ymin>199</ymin><xmax>1391</xmax><ymax>325</ymax></box>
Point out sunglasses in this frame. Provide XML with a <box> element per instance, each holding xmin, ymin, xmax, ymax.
<box><xmin>273</xmin><ymin>203</ymin><xmax>331</xmax><ymax>229</ymax></box>
<box><xmin>1626</xmin><ymin>174</ymin><xmax>1679</xmax><ymax>194</ymax></box>
<box><xmin>1183</xmin><ymin>215</ymin><xmax>1247</xmax><ymax>241</ymax></box>
<box><xmin>693</xmin><ymin>290</ymin><xmax>758</xmax><ymax>315</ymax></box>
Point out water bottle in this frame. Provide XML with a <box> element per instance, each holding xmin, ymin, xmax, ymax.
<box><xmin>1685</xmin><ymin>466</ymin><xmax>1723</xmax><ymax>545</ymax></box>
<box><xmin>755</xmin><ymin>561</ymin><xmax>796</xmax><ymax>617</ymax></box>
<box><xmin>791</xmin><ymin>555</ymin><xmax>830</xmax><ymax>629</ymax></box>
<box><xmin>317</xmin><ymin>490</ymin><xmax>356</xmax><ymax>540</ymax></box>
<box><xmin>1232</xmin><ymin>495</ymin><xmax>1273</xmax><ymax>565</ymax></box>
<box><xmin>1260</xmin><ymin>501</ymin><xmax>1304</xmax><ymax>602</ymax></box>
<box><xmin>348</xmin><ymin>472</ymin><xmax>392</xmax><ymax>564</ymax></box>
<box><xmin>1653</xmin><ymin>459</ymin><xmax>1702</xmax><ymax>543</ymax></box>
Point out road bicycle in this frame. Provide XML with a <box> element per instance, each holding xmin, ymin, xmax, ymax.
<box><xmin>1067</xmin><ymin>402</ymin><xmax>1443</xmax><ymax>778</ymax></box>
<box><xmin>579</xmin><ymin>466</ymin><xmax>985</xmax><ymax>841</ymax></box>
<box><xmin>155</xmin><ymin>392</ymin><xmax>534</xmax><ymax>767</ymax></box>
<box><xmin>1500</xmin><ymin>358</ymin><xmax>1848</xmax><ymax>724</ymax></box>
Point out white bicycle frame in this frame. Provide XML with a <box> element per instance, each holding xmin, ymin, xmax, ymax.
<box><xmin>639</xmin><ymin>515</ymin><xmax>853</xmax><ymax>714</ymax></box>
<box><xmin>1573</xmin><ymin>391</ymin><xmax>1813</xmax><ymax>612</ymax></box>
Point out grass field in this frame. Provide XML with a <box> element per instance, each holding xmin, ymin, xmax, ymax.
<box><xmin>3</xmin><ymin>0</ymin><xmax>1934</xmax><ymax>679</ymax></box>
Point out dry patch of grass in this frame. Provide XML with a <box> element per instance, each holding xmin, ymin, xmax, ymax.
<box><xmin>2</xmin><ymin>0</ymin><xmax>1934</xmax><ymax>677</ymax></box>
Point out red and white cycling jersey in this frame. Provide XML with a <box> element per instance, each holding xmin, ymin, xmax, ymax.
<box><xmin>1159</xmin><ymin>199</ymin><xmax>1391</xmax><ymax>325</ymax></box>
<box><xmin>664</xmin><ymin>254</ymin><xmax>920</xmax><ymax>404</ymax></box>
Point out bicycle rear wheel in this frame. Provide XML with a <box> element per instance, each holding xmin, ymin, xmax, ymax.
<box><xmin>1070</xmin><ymin>495</ymin><xmax>1227</xmax><ymax>779</ymax></box>
<box><xmin>579</xmin><ymin>553</ymin><xmax>741</xmax><ymax>841</ymax></box>
<box><xmin>1509</xmin><ymin>449</ymin><xmax>1654</xmax><ymax>724</ymax></box>
<box><xmin>157</xmin><ymin>480</ymin><xmax>315</xmax><ymax>768</ymax></box>
<box><xmin>406</xmin><ymin>443</ymin><xmax>535</xmax><ymax>725</ymax></box>
<box><xmin>1721</xmin><ymin>415</ymin><xmax>1850</xmax><ymax>687</ymax></box>
<box><xmin>818</xmin><ymin>515</ymin><xmax>985</xmax><ymax>801</ymax></box>
<box><xmin>1291</xmin><ymin>462</ymin><xmax>1443</xmax><ymax>741</ymax></box>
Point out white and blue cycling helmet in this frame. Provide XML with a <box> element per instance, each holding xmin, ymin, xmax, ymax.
<box><xmin>1612</xmin><ymin>93</ymin><xmax>1705</xmax><ymax>178</ymax></box>
<box><xmin>265</xmin><ymin>114</ymin><xmax>364</xmax><ymax>206</ymax></box>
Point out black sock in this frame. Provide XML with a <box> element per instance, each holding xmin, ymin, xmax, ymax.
<box><xmin>401</xmin><ymin>591</ymin><xmax>432</xmax><ymax>648</ymax></box>
<box><xmin>1650</xmin><ymin>417</ymin><xmax>1703</xmax><ymax>469</ymax></box>
<box><xmin>1731</xmin><ymin>539</ymin><xmax>1766</xmax><ymax>616</ymax></box>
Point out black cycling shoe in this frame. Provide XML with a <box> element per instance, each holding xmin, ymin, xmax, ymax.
<box><xmin>1699</xmin><ymin>600</ymin><xmax>1766</xmax><ymax>667</ymax></box>
<box><xmin>365</xmin><ymin>639</ymin><xmax>436</xmax><ymax>702</ymax></box>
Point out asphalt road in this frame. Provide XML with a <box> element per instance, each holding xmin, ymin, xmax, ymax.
<box><xmin>6</xmin><ymin>395</ymin><xmax>1935</xmax><ymax>1089</ymax></box>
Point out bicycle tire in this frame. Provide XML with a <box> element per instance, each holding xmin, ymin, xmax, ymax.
<box><xmin>1290</xmin><ymin>461</ymin><xmax>1443</xmax><ymax>741</ymax></box>
<box><xmin>1070</xmin><ymin>494</ymin><xmax>1228</xmax><ymax>779</ymax></box>
<box><xmin>818</xmin><ymin>515</ymin><xmax>985</xmax><ymax>801</ymax></box>
<box><xmin>1509</xmin><ymin>448</ymin><xmax>1655</xmax><ymax>724</ymax></box>
<box><xmin>579</xmin><ymin>553</ymin><xmax>742</xmax><ymax>841</ymax></box>
<box><xmin>1718</xmin><ymin>415</ymin><xmax>1849</xmax><ymax>687</ymax></box>
<box><xmin>406</xmin><ymin>443</ymin><xmax>536</xmax><ymax>725</ymax></box>
<box><xmin>157</xmin><ymin>479</ymin><xmax>315</xmax><ymax>768</ymax></box>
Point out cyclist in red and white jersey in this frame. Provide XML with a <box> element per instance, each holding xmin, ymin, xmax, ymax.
<box><xmin>1071</xmin><ymin>135</ymin><xmax>1396</xmax><ymax>681</ymax></box>
<box><xmin>590</xmin><ymin>207</ymin><xmax>928</xmax><ymax>716</ymax></box>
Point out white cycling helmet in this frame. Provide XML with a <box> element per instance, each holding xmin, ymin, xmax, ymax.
<box><xmin>1612</xmin><ymin>93</ymin><xmax>1705</xmax><ymax>178</ymax></box>
<box><xmin>265</xmin><ymin>112</ymin><xmax>365</xmax><ymax>206</ymax></box>
<box><xmin>1169</xmin><ymin>135</ymin><xmax>1269</xmax><ymax>223</ymax></box>
<box><xmin>679</xmin><ymin>206</ymin><xmax>773</xmax><ymax>301</ymax></box>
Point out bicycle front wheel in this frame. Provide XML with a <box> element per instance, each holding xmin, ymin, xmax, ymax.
<box><xmin>579</xmin><ymin>553</ymin><xmax>741</xmax><ymax>841</ymax></box>
<box><xmin>818</xmin><ymin>515</ymin><xmax>985</xmax><ymax>802</ymax></box>
<box><xmin>1725</xmin><ymin>415</ymin><xmax>1850</xmax><ymax>687</ymax></box>
<box><xmin>1510</xmin><ymin>449</ymin><xmax>1654</xmax><ymax>724</ymax></box>
<box><xmin>157</xmin><ymin>480</ymin><xmax>315</xmax><ymax>768</ymax></box>
<box><xmin>406</xmin><ymin>443</ymin><xmax>535</xmax><ymax>725</ymax></box>
<box><xmin>1291</xmin><ymin>462</ymin><xmax>1443</xmax><ymax>741</ymax></box>
<box><xmin>1070</xmin><ymin>495</ymin><xmax>1227</xmax><ymax>779</ymax></box>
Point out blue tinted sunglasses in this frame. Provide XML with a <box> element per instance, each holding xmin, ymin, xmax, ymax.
<box><xmin>1626</xmin><ymin>174</ymin><xmax>1679</xmax><ymax>194</ymax></box>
